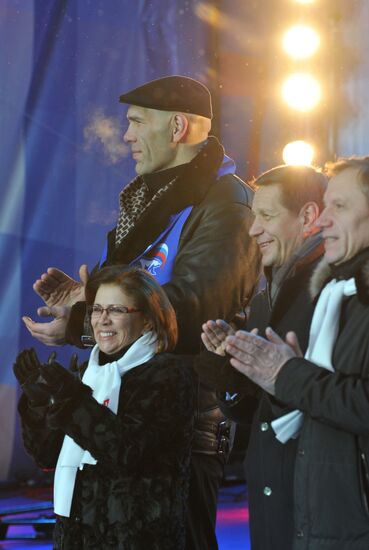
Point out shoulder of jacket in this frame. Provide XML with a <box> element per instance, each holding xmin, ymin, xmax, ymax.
<box><xmin>309</xmin><ymin>256</ymin><xmax>369</xmax><ymax>304</ymax></box>
<box><xmin>203</xmin><ymin>173</ymin><xmax>254</xmax><ymax>207</ymax></box>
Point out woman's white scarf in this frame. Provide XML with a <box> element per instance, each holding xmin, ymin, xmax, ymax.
<box><xmin>54</xmin><ymin>331</ymin><xmax>157</xmax><ymax>517</ymax></box>
<box><xmin>271</xmin><ymin>278</ymin><xmax>357</xmax><ymax>444</ymax></box>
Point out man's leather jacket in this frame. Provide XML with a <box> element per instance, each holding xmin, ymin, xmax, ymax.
<box><xmin>66</xmin><ymin>136</ymin><xmax>260</xmax><ymax>455</ymax></box>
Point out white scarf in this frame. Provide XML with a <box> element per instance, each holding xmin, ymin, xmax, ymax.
<box><xmin>54</xmin><ymin>331</ymin><xmax>157</xmax><ymax>517</ymax></box>
<box><xmin>271</xmin><ymin>278</ymin><xmax>357</xmax><ymax>444</ymax></box>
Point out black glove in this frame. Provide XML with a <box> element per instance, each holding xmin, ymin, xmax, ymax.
<box><xmin>68</xmin><ymin>353</ymin><xmax>80</xmax><ymax>376</ymax></box>
<box><xmin>13</xmin><ymin>348</ymin><xmax>41</xmax><ymax>385</ymax></box>
<box><xmin>13</xmin><ymin>348</ymin><xmax>50</xmax><ymax>405</ymax></box>
<box><xmin>46</xmin><ymin>351</ymin><xmax>80</xmax><ymax>373</ymax></box>
<box><xmin>39</xmin><ymin>354</ymin><xmax>83</xmax><ymax>402</ymax></box>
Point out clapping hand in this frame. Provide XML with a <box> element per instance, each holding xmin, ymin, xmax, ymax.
<box><xmin>39</xmin><ymin>352</ymin><xmax>82</xmax><ymax>402</ymax></box>
<box><xmin>225</xmin><ymin>327</ymin><xmax>299</xmax><ymax>395</ymax></box>
<box><xmin>201</xmin><ymin>319</ymin><xmax>235</xmax><ymax>356</ymax></box>
<box><xmin>33</xmin><ymin>265</ymin><xmax>89</xmax><ymax>308</ymax></box>
<box><xmin>13</xmin><ymin>348</ymin><xmax>41</xmax><ymax>385</ymax></box>
<box><xmin>195</xmin><ymin>319</ymin><xmax>256</xmax><ymax>393</ymax></box>
<box><xmin>13</xmin><ymin>349</ymin><xmax>81</xmax><ymax>405</ymax></box>
<box><xmin>13</xmin><ymin>348</ymin><xmax>50</xmax><ymax>405</ymax></box>
<box><xmin>22</xmin><ymin>306</ymin><xmax>72</xmax><ymax>346</ymax></box>
<box><xmin>22</xmin><ymin>265</ymin><xmax>89</xmax><ymax>346</ymax></box>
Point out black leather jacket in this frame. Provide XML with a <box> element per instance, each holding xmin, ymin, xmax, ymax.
<box><xmin>192</xmin><ymin>379</ymin><xmax>235</xmax><ymax>456</ymax></box>
<box><xmin>66</xmin><ymin>136</ymin><xmax>260</xmax><ymax>455</ymax></box>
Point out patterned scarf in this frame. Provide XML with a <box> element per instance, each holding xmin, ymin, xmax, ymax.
<box><xmin>115</xmin><ymin>175</ymin><xmax>177</xmax><ymax>247</ymax></box>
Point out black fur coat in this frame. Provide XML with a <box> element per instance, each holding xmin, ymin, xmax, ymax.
<box><xmin>18</xmin><ymin>353</ymin><xmax>194</xmax><ymax>549</ymax></box>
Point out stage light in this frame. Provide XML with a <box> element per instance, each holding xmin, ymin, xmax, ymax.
<box><xmin>294</xmin><ymin>0</ymin><xmax>315</xmax><ymax>4</ymax></box>
<box><xmin>283</xmin><ymin>140</ymin><xmax>314</xmax><ymax>165</ymax></box>
<box><xmin>283</xmin><ymin>25</ymin><xmax>320</xmax><ymax>59</ymax></box>
<box><xmin>282</xmin><ymin>73</ymin><xmax>321</xmax><ymax>111</ymax></box>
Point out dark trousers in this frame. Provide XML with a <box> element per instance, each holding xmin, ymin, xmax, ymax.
<box><xmin>185</xmin><ymin>453</ymin><xmax>224</xmax><ymax>550</ymax></box>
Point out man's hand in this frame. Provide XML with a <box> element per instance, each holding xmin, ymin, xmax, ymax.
<box><xmin>283</xmin><ymin>331</ymin><xmax>303</xmax><ymax>357</ymax></box>
<box><xmin>201</xmin><ymin>319</ymin><xmax>235</xmax><ymax>356</ymax></box>
<box><xmin>33</xmin><ymin>264</ymin><xmax>89</xmax><ymax>308</ymax></box>
<box><xmin>225</xmin><ymin>327</ymin><xmax>298</xmax><ymax>395</ymax></box>
<box><xmin>22</xmin><ymin>306</ymin><xmax>71</xmax><ymax>346</ymax></box>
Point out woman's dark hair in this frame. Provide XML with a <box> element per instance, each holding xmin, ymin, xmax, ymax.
<box><xmin>85</xmin><ymin>265</ymin><xmax>177</xmax><ymax>353</ymax></box>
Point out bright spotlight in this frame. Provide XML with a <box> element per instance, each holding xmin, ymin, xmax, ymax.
<box><xmin>283</xmin><ymin>141</ymin><xmax>314</xmax><ymax>165</ymax></box>
<box><xmin>282</xmin><ymin>73</ymin><xmax>321</xmax><ymax>111</ymax></box>
<box><xmin>283</xmin><ymin>25</ymin><xmax>320</xmax><ymax>59</ymax></box>
<box><xmin>294</xmin><ymin>0</ymin><xmax>315</xmax><ymax>4</ymax></box>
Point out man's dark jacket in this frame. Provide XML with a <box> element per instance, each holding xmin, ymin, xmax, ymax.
<box><xmin>195</xmin><ymin>236</ymin><xmax>324</xmax><ymax>549</ymax></box>
<box><xmin>67</xmin><ymin>136</ymin><xmax>260</xmax><ymax>455</ymax></box>
<box><xmin>274</xmin><ymin>247</ymin><xmax>369</xmax><ymax>550</ymax></box>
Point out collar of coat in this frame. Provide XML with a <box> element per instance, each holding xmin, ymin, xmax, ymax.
<box><xmin>109</xmin><ymin>136</ymin><xmax>225</xmax><ymax>265</ymax></box>
<box><xmin>263</xmin><ymin>233</ymin><xmax>324</xmax><ymax>303</ymax></box>
<box><xmin>310</xmin><ymin>246</ymin><xmax>369</xmax><ymax>304</ymax></box>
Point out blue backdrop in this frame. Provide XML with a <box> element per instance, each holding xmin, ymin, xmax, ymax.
<box><xmin>0</xmin><ymin>0</ymin><xmax>214</xmax><ymax>481</ymax></box>
<box><xmin>2</xmin><ymin>0</ymin><xmax>365</xmax><ymax>481</ymax></box>
<box><xmin>0</xmin><ymin>0</ymin><xmax>267</xmax><ymax>481</ymax></box>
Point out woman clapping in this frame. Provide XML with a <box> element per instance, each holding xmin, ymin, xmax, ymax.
<box><xmin>14</xmin><ymin>266</ymin><xmax>193</xmax><ymax>549</ymax></box>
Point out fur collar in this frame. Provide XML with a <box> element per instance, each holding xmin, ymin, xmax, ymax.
<box><xmin>309</xmin><ymin>258</ymin><xmax>331</xmax><ymax>300</ymax></box>
<box><xmin>107</xmin><ymin>136</ymin><xmax>224</xmax><ymax>265</ymax></box>
<box><xmin>310</xmin><ymin>252</ymin><xmax>369</xmax><ymax>305</ymax></box>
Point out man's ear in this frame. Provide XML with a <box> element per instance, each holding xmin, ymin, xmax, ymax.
<box><xmin>300</xmin><ymin>202</ymin><xmax>320</xmax><ymax>237</ymax></box>
<box><xmin>172</xmin><ymin>113</ymin><xmax>189</xmax><ymax>143</ymax></box>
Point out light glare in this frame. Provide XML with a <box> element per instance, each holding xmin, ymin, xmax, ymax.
<box><xmin>283</xmin><ymin>141</ymin><xmax>314</xmax><ymax>165</ymax></box>
<box><xmin>282</xmin><ymin>73</ymin><xmax>321</xmax><ymax>111</ymax></box>
<box><xmin>283</xmin><ymin>25</ymin><xmax>320</xmax><ymax>59</ymax></box>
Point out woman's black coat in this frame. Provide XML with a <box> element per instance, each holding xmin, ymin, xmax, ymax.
<box><xmin>18</xmin><ymin>353</ymin><xmax>193</xmax><ymax>549</ymax></box>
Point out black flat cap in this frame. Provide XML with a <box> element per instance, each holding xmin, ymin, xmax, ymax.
<box><xmin>119</xmin><ymin>75</ymin><xmax>213</xmax><ymax>119</ymax></box>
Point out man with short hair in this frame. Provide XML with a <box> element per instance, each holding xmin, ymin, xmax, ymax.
<box><xmin>225</xmin><ymin>157</ymin><xmax>369</xmax><ymax>549</ymax></box>
<box><xmin>196</xmin><ymin>164</ymin><xmax>327</xmax><ymax>549</ymax></box>
<box><xmin>23</xmin><ymin>75</ymin><xmax>260</xmax><ymax>549</ymax></box>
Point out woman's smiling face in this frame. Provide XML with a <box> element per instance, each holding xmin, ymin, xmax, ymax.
<box><xmin>91</xmin><ymin>284</ymin><xmax>147</xmax><ymax>355</ymax></box>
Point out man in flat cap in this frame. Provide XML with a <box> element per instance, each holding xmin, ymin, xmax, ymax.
<box><xmin>24</xmin><ymin>75</ymin><xmax>260</xmax><ymax>549</ymax></box>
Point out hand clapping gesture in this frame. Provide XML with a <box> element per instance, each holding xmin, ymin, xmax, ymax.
<box><xmin>201</xmin><ymin>319</ymin><xmax>236</xmax><ymax>356</ymax></box>
<box><xmin>22</xmin><ymin>264</ymin><xmax>89</xmax><ymax>346</ymax></box>
<box><xmin>225</xmin><ymin>327</ymin><xmax>302</xmax><ymax>395</ymax></box>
